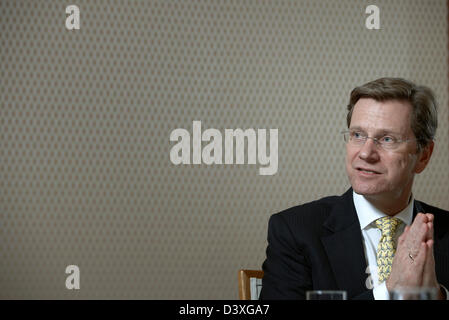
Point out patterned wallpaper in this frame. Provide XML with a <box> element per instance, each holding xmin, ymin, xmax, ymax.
<box><xmin>1</xmin><ymin>0</ymin><xmax>448</xmax><ymax>298</ymax></box>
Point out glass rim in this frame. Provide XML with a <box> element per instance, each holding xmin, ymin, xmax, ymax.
<box><xmin>390</xmin><ymin>286</ymin><xmax>438</xmax><ymax>293</ymax></box>
<box><xmin>306</xmin><ymin>290</ymin><xmax>348</xmax><ymax>300</ymax></box>
<box><xmin>306</xmin><ymin>290</ymin><xmax>347</xmax><ymax>294</ymax></box>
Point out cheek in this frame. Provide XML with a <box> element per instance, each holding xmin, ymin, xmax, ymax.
<box><xmin>388</xmin><ymin>154</ymin><xmax>416</xmax><ymax>178</ymax></box>
<box><xmin>345</xmin><ymin>148</ymin><xmax>352</xmax><ymax>169</ymax></box>
<box><xmin>345</xmin><ymin>145</ymin><xmax>356</xmax><ymax>163</ymax></box>
<box><xmin>345</xmin><ymin>147</ymin><xmax>358</xmax><ymax>176</ymax></box>
<box><xmin>402</xmin><ymin>154</ymin><xmax>419</xmax><ymax>175</ymax></box>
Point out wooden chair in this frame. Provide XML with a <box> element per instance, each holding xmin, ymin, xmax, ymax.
<box><xmin>238</xmin><ymin>269</ymin><xmax>264</xmax><ymax>300</ymax></box>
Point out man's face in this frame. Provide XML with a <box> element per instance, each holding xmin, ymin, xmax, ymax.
<box><xmin>345</xmin><ymin>98</ymin><xmax>422</xmax><ymax>200</ymax></box>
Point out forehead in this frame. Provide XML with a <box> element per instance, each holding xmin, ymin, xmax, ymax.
<box><xmin>350</xmin><ymin>98</ymin><xmax>413</xmax><ymax>134</ymax></box>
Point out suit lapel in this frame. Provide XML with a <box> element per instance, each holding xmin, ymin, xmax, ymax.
<box><xmin>321</xmin><ymin>189</ymin><xmax>368</xmax><ymax>296</ymax></box>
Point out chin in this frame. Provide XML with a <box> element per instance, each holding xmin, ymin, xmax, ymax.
<box><xmin>352</xmin><ymin>187</ymin><xmax>382</xmax><ymax>196</ymax></box>
<box><xmin>350</xmin><ymin>180</ymin><xmax>386</xmax><ymax>196</ymax></box>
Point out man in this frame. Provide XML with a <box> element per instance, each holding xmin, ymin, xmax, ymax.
<box><xmin>260</xmin><ymin>77</ymin><xmax>449</xmax><ymax>300</ymax></box>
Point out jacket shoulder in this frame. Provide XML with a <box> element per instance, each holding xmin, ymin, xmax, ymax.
<box><xmin>419</xmin><ymin>201</ymin><xmax>449</xmax><ymax>216</ymax></box>
<box><xmin>418</xmin><ymin>200</ymin><xmax>449</xmax><ymax>225</ymax></box>
<box><xmin>269</xmin><ymin>194</ymin><xmax>342</xmax><ymax>228</ymax></box>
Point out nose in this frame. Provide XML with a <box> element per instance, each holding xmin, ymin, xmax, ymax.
<box><xmin>358</xmin><ymin>138</ymin><xmax>380</xmax><ymax>162</ymax></box>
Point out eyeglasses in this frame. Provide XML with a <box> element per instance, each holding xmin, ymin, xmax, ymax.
<box><xmin>341</xmin><ymin>130</ymin><xmax>415</xmax><ymax>150</ymax></box>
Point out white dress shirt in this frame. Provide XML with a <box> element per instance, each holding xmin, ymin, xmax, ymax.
<box><xmin>353</xmin><ymin>191</ymin><xmax>412</xmax><ymax>299</ymax></box>
<box><xmin>353</xmin><ymin>191</ymin><xmax>448</xmax><ymax>300</ymax></box>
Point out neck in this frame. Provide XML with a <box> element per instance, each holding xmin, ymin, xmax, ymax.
<box><xmin>363</xmin><ymin>191</ymin><xmax>412</xmax><ymax>216</ymax></box>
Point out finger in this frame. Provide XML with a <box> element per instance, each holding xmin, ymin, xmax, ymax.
<box><xmin>410</xmin><ymin>223</ymin><xmax>429</xmax><ymax>252</ymax></box>
<box><xmin>408</xmin><ymin>220</ymin><xmax>429</xmax><ymax>254</ymax></box>
<box><xmin>414</xmin><ymin>242</ymin><xmax>428</xmax><ymax>268</ymax></box>
<box><xmin>422</xmin><ymin>240</ymin><xmax>436</xmax><ymax>287</ymax></box>
<box><xmin>409</xmin><ymin>213</ymin><xmax>427</xmax><ymax>236</ymax></box>
<box><xmin>422</xmin><ymin>245</ymin><xmax>431</xmax><ymax>286</ymax></box>
<box><xmin>417</xmin><ymin>212</ymin><xmax>429</xmax><ymax>223</ymax></box>
<box><xmin>426</xmin><ymin>221</ymin><xmax>434</xmax><ymax>241</ymax></box>
<box><xmin>399</xmin><ymin>225</ymin><xmax>410</xmax><ymax>238</ymax></box>
<box><xmin>406</xmin><ymin>242</ymin><xmax>427</xmax><ymax>287</ymax></box>
<box><xmin>401</xmin><ymin>214</ymin><xmax>429</xmax><ymax>258</ymax></box>
<box><xmin>427</xmin><ymin>239</ymin><xmax>436</xmax><ymax>264</ymax></box>
<box><xmin>398</xmin><ymin>225</ymin><xmax>410</xmax><ymax>247</ymax></box>
<box><xmin>426</xmin><ymin>213</ymin><xmax>434</xmax><ymax>223</ymax></box>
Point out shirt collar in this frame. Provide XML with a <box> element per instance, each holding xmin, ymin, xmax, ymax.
<box><xmin>353</xmin><ymin>191</ymin><xmax>414</xmax><ymax>230</ymax></box>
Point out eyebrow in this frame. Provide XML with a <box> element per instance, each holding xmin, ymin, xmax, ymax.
<box><xmin>349</xmin><ymin>126</ymin><xmax>403</xmax><ymax>136</ymax></box>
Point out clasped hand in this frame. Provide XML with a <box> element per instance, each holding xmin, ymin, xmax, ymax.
<box><xmin>386</xmin><ymin>213</ymin><xmax>443</xmax><ymax>299</ymax></box>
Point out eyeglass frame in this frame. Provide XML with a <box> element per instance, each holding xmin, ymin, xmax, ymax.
<box><xmin>341</xmin><ymin>129</ymin><xmax>417</xmax><ymax>150</ymax></box>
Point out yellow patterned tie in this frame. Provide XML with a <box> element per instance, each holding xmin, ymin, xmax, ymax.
<box><xmin>375</xmin><ymin>216</ymin><xmax>401</xmax><ymax>283</ymax></box>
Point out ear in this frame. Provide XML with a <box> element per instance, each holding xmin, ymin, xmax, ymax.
<box><xmin>414</xmin><ymin>141</ymin><xmax>434</xmax><ymax>174</ymax></box>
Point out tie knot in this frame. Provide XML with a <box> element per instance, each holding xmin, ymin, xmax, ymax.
<box><xmin>375</xmin><ymin>216</ymin><xmax>401</xmax><ymax>236</ymax></box>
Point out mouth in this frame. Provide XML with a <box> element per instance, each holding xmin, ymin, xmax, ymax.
<box><xmin>356</xmin><ymin>167</ymin><xmax>382</xmax><ymax>175</ymax></box>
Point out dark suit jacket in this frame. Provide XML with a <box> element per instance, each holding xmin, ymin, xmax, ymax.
<box><xmin>260</xmin><ymin>188</ymin><xmax>449</xmax><ymax>300</ymax></box>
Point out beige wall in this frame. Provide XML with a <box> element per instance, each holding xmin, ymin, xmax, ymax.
<box><xmin>1</xmin><ymin>0</ymin><xmax>448</xmax><ymax>299</ymax></box>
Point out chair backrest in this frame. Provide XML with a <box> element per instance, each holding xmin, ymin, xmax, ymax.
<box><xmin>238</xmin><ymin>269</ymin><xmax>264</xmax><ymax>300</ymax></box>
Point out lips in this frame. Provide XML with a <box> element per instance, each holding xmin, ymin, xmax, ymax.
<box><xmin>356</xmin><ymin>167</ymin><xmax>382</xmax><ymax>174</ymax></box>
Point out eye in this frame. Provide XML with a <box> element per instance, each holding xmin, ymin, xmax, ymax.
<box><xmin>352</xmin><ymin>131</ymin><xmax>365</xmax><ymax>140</ymax></box>
<box><xmin>381</xmin><ymin>136</ymin><xmax>396</xmax><ymax>144</ymax></box>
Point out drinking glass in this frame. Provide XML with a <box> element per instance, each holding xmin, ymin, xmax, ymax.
<box><xmin>390</xmin><ymin>287</ymin><xmax>438</xmax><ymax>300</ymax></box>
<box><xmin>306</xmin><ymin>290</ymin><xmax>347</xmax><ymax>300</ymax></box>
